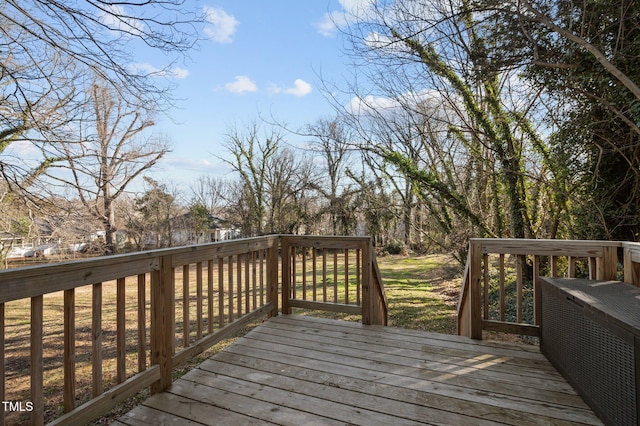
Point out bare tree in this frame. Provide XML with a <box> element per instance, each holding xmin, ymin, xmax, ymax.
<box><xmin>0</xmin><ymin>0</ymin><xmax>199</xmax><ymax>198</ymax></box>
<box><xmin>219</xmin><ymin>122</ymin><xmax>280</xmax><ymax>236</ymax></box>
<box><xmin>220</xmin><ymin>121</ymin><xmax>317</xmax><ymax>236</ymax></box>
<box><xmin>51</xmin><ymin>81</ymin><xmax>170</xmax><ymax>254</ymax></box>
<box><xmin>305</xmin><ymin>118</ymin><xmax>357</xmax><ymax>235</ymax></box>
<box><xmin>264</xmin><ymin>147</ymin><xmax>315</xmax><ymax>234</ymax></box>
<box><xmin>320</xmin><ymin>0</ymin><xmax>569</xmax><ymax>258</ymax></box>
<box><xmin>1</xmin><ymin>0</ymin><xmax>199</xmax><ymax>107</ymax></box>
<box><xmin>190</xmin><ymin>175</ymin><xmax>227</xmax><ymax>215</ymax></box>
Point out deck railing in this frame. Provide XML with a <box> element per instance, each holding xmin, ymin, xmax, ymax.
<box><xmin>281</xmin><ymin>236</ymin><xmax>388</xmax><ymax>326</ymax></box>
<box><xmin>458</xmin><ymin>238</ymin><xmax>640</xmax><ymax>339</ymax></box>
<box><xmin>0</xmin><ymin>235</ymin><xmax>386</xmax><ymax>426</ymax></box>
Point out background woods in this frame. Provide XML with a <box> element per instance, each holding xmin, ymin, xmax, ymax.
<box><xmin>2</xmin><ymin>0</ymin><xmax>640</xmax><ymax>266</ymax></box>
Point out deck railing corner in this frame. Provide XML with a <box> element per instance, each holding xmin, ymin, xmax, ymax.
<box><xmin>457</xmin><ymin>238</ymin><xmax>639</xmax><ymax>340</ymax></box>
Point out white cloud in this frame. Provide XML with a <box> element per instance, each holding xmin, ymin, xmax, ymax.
<box><xmin>315</xmin><ymin>12</ymin><xmax>347</xmax><ymax>37</ymax></box>
<box><xmin>129</xmin><ymin>63</ymin><xmax>190</xmax><ymax>79</ymax></box>
<box><xmin>224</xmin><ymin>75</ymin><xmax>257</xmax><ymax>94</ymax></box>
<box><xmin>3</xmin><ymin>140</ymin><xmax>40</xmax><ymax>158</ymax></box>
<box><xmin>171</xmin><ymin>67</ymin><xmax>190</xmax><ymax>79</ymax></box>
<box><xmin>203</xmin><ymin>6</ymin><xmax>239</xmax><ymax>43</ymax></box>
<box><xmin>315</xmin><ymin>0</ymin><xmax>373</xmax><ymax>37</ymax></box>
<box><xmin>161</xmin><ymin>157</ymin><xmax>213</xmax><ymax>171</ymax></box>
<box><xmin>346</xmin><ymin>90</ymin><xmax>442</xmax><ymax>116</ymax></box>
<box><xmin>346</xmin><ymin>95</ymin><xmax>400</xmax><ymax>116</ymax></box>
<box><xmin>365</xmin><ymin>31</ymin><xmax>392</xmax><ymax>48</ymax></box>
<box><xmin>339</xmin><ymin>0</ymin><xmax>372</xmax><ymax>15</ymax></box>
<box><xmin>269</xmin><ymin>79</ymin><xmax>313</xmax><ymax>97</ymax></box>
<box><xmin>99</xmin><ymin>4</ymin><xmax>145</xmax><ymax>36</ymax></box>
<box><xmin>284</xmin><ymin>79</ymin><xmax>313</xmax><ymax>97</ymax></box>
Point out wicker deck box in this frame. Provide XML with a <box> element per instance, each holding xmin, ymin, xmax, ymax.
<box><xmin>539</xmin><ymin>277</ymin><xmax>640</xmax><ymax>426</ymax></box>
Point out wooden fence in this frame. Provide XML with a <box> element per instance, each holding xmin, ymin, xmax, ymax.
<box><xmin>0</xmin><ymin>235</ymin><xmax>386</xmax><ymax>425</ymax></box>
<box><xmin>458</xmin><ymin>238</ymin><xmax>640</xmax><ymax>339</ymax></box>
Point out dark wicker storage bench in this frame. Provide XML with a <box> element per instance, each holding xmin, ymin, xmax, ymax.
<box><xmin>539</xmin><ymin>277</ymin><xmax>640</xmax><ymax>426</ymax></box>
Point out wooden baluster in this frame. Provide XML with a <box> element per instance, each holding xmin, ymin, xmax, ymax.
<box><xmin>64</xmin><ymin>288</ymin><xmax>76</xmax><ymax>412</ymax></box>
<box><xmin>516</xmin><ymin>255</ymin><xmax>524</xmax><ymax>324</ymax></box>
<box><xmin>252</xmin><ymin>251</ymin><xmax>257</xmax><ymax>310</ymax></box>
<box><xmin>292</xmin><ymin>250</ymin><xmax>297</xmax><ymax>300</ymax></box>
<box><xmin>568</xmin><ymin>256</ymin><xmax>577</xmax><ymax>278</ymax></box>
<box><xmin>237</xmin><ymin>254</ymin><xmax>243</xmax><ymax>317</ymax></box>
<box><xmin>267</xmin><ymin>245</ymin><xmax>279</xmax><ymax>317</ymax></box>
<box><xmin>228</xmin><ymin>256</ymin><xmax>234</xmax><ymax>322</ymax></box>
<box><xmin>281</xmin><ymin>240</ymin><xmax>291</xmax><ymax>315</ymax></box>
<box><xmin>244</xmin><ymin>253</ymin><xmax>250</xmax><ymax>313</ymax></box>
<box><xmin>322</xmin><ymin>249</ymin><xmax>327</xmax><ymax>303</ymax></box>
<box><xmin>302</xmin><ymin>248</ymin><xmax>307</xmax><ymax>301</ymax></box>
<box><xmin>533</xmin><ymin>255</ymin><xmax>541</xmax><ymax>326</ymax></box>
<box><xmin>589</xmin><ymin>257</ymin><xmax>597</xmax><ymax>279</ymax></box>
<box><xmin>117</xmin><ymin>278</ymin><xmax>126</xmax><ymax>383</ymax></box>
<box><xmin>312</xmin><ymin>248</ymin><xmax>317</xmax><ymax>301</ymax></box>
<box><xmin>92</xmin><ymin>283</ymin><xmax>103</xmax><ymax>397</ymax></box>
<box><xmin>333</xmin><ymin>249</ymin><xmax>338</xmax><ymax>303</ymax></box>
<box><xmin>550</xmin><ymin>256</ymin><xmax>559</xmax><ymax>277</ymax></box>
<box><xmin>357</xmin><ymin>249</ymin><xmax>361</xmax><ymax>305</ymax></box>
<box><xmin>208</xmin><ymin>259</ymin><xmax>214</xmax><ymax>334</ymax></box>
<box><xmin>137</xmin><ymin>274</ymin><xmax>147</xmax><ymax>372</ymax></box>
<box><xmin>260</xmin><ymin>249</ymin><xmax>265</xmax><ymax>306</ymax></box>
<box><xmin>345</xmin><ymin>249</ymin><xmax>350</xmax><ymax>305</ymax></box>
<box><xmin>483</xmin><ymin>253</ymin><xmax>489</xmax><ymax>320</ymax></box>
<box><xmin>182</xmin><ymin>265</ymin><xmax>190</xmax><ymax>348</ymax></box>
<box><xmin>196</xmin><ymin>261</ymin><xmax>203</xmax><ymax>340</ymax></box>
<box><xmin>499</xmin><ymin>254</ymin><xmax>505</xmax><ymax>322</ymax></box>
<box><xmin>218</xmin><ymin>257</ymin><xmax>225</xmax><ymax>327</ymax></box>
<box><xmin>31</xmin><ymin>295</ymin><xmax>43</xmax><ymax>426</ymax></box>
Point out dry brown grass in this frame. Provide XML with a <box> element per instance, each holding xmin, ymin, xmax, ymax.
<box><xmin>4</xmin><ymin>278</ymin><xmax>150</xmax><ymax>425</ymax></box>
<box><xmin>3</xmin><ymin>262</ymin><xmax>264</xmax><ymax>425</ymax></box>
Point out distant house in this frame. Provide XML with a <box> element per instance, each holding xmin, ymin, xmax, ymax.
<box><xmin>0</xmin><ymin>232</ymin><xmax>32</xmax><ymax>258</ymax></box>
<box><xmin>171</xmin><ymin>212</ymin><xmax>241</xmax><ymax>245</ymax></box>
<box><xmin>1</xmin><ymin>213</ymin><xmax>118</xmax><ymax>258</ymax></box>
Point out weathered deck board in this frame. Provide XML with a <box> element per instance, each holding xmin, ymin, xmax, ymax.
<box><xmin>116</xmin><ymin>315</ymin><xmax>602</xmax><ymax>426</ymax></box>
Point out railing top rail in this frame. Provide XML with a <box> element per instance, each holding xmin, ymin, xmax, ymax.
<box><xmin>0</xmin><ymin>235</ymin><xmax>281</xmax><ymax>304</ymax></box>
<box><xmin>281</xmin><ymin>235</ymin><xmax>371</xmax><ymax>241</ymax></box>
<box><xmin>470</xmin><ymin>238</ymin><xmax>622</xmax><ymax>257</ymax></box>
<box><xmin>281</xmin><ymin>235</ymin><xmax>372</xmax><ymax>249</ymax></box>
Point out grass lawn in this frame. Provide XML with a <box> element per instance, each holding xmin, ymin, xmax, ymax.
<box><xmin>377</xmin><ymin>254</ymin><xmax>462</xmax><ymax>334</ymax></box>
<box><xmin>288</xmin><ymin>253</ymin><xmax>463</xmax><ymax>333</ymax></box>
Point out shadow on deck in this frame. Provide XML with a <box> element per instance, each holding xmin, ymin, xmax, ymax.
<box><xmin>114</xmin><ymin>315</ymin><xmax>601</xmax><ymax>425</ymax></box>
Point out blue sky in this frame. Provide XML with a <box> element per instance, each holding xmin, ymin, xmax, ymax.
<box><xmin>142</xmin><ymin>1</ymin><xmax>363</xmax><ymax>189</ymax></box>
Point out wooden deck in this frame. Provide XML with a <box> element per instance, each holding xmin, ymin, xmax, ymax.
<box><xmin>114</xmin><ymin>315</ymin><xmax>602</xmax><ymax>425</ymax></box>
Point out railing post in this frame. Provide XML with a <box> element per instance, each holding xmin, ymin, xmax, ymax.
<box><xmin>361</xmin><ymin>239</ymin><xmax>373</xmax><ymax>325</ymax></box>
<box><xmin>469</xmin><ymin>240</ymin><xmax>483</xmax><ymax>340</ymax></box>
<box><xmin>597</xmin><ymin>245</ymin><xmax>618</xmax><ymax>281</ymax></box>
<box><xmin>623</xmin><ymin>244</ymin><xmax>640</xmax><ymax>286</ymax></box>
<box><xmin>150</xmin><ymin>254</ymin><xmax>174</xmax><ymax>394</ymax></box>
<box><xmin>31</xmin><ymin>295</ymin><xmax>44</xmax><ymax>426</ymax></box>
<box><xmin>267</xmin><ymin>242</ymin><xmax>279</xmax><ymax>317</ymax></box>
<box><xmin>0</xmin><ymin>304</ymin><xmax>4</xmax><ymax>426</ymax></box>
